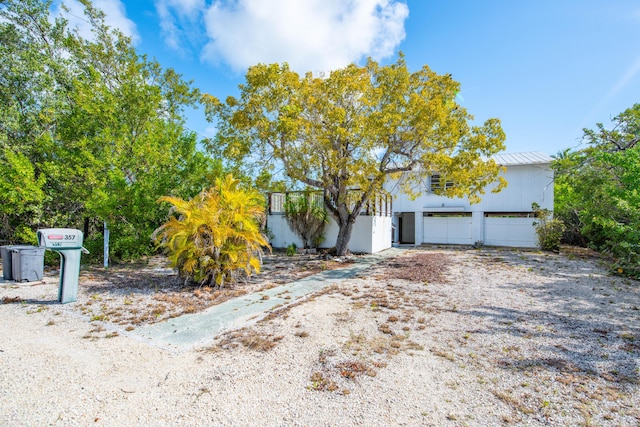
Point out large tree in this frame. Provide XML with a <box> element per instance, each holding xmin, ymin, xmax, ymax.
<box><xmin>553</xmin><ymin>104</ymin><xmax>640</xmax><ymax>277</ymax></box>
<box><xmin>0</xmin><ymin>0</ymin><xmax>218</xmax><ymax>259</ymax></box>
<box><xmin>204</xmin><ymin>56</ymin><xmax>506</xmax><ymax>255</ymax></box>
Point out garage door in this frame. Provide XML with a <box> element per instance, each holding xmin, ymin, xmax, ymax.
<box><xmin>422</xmin><ymin>213</ymin><xmax>473</xmax><ymax>245</ymax></box>
<box><xmin>484</xmin><ymin>216</ymin><xmax>537</xmax><ymax>248</ymax></box>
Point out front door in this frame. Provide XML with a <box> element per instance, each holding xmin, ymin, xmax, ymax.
<box><xmin>399</xmin><ymin>212</ymin><xmax>415</xmax><ymax>244</ymax></box>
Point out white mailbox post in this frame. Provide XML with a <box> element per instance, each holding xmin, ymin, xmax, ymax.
<box><xmin>37</xmin><ymin>228</ymin><xmax>89</xmax><ymax>303</ymax></box>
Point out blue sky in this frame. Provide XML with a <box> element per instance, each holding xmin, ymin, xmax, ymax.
<box><xmin>58</xmin><ymin>0</ymin><xmax>640</xmax><ymax>156</ymax></box>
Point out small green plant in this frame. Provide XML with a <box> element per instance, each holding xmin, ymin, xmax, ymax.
<box><xmin>532</xmin><ymin>202</ymin><xmax>565</xmax><ymax>252</ymax></box>
<box><xmin>154</xmin><ymin>174</ymin><xmax>269</xmax><ymax>287</ymax></box>
<box><xmin>286</xmin><ymin>242</ymin><xmax>297</xmax><ymax>256</ymax></box>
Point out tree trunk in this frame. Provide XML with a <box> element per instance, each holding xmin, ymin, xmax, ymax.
<box><xmin>334</xmin><ymin>218</ymin><xmax>355</xmax><ymax>256</ymax></box>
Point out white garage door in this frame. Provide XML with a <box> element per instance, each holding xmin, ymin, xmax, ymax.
<box><xmin>484</xmin><ymin>216</ymin><xmax>538</xmax><ymax>248</ymax></box>
<box><xmin>423</xmin><ymin>213</ymin><xmax>473</xmax><ymax>245</ymax></box>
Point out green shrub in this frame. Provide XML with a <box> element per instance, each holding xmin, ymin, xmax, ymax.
<box><xmin>284</xmin><ymin>191</ymin><xmax>328</xmax><ymax>249</ymax></box>
<box><xmin>607</xmin><ymin>242</ymin><xmax>640</xmax><ymax>280</ymax></box>
<box><xmin>532</xmin><ymin>203</ymin><xmax>565</xmax><ymax>252</ymax></box>
<box><xmin>153</xmin><ymin>174</ymin><xmax>269</xmax><ymax>287</ymax></box>
<box><xmin>286</xmin><ymin>242</ymin><xmax>297</xmax><ymax>256</ymax></box>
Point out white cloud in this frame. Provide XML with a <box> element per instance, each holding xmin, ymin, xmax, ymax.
<box><xmin>158</xmin><ymin>0</ymin><xmax>205</xmax><ymax>18</ymax></box>
<box><xmin>155</xmin><ymin>0</ymin><xmax>206</xmax><ymax>53</ymax></box>
<box><xmin>200</xmin><ymin>0</ymin><xmax>409</xmax><ymax>74</ymax></box>
<box><xmin>52</xmin><ymin>0</ymin><xmax>140</xmax><ymax>44</ymax></box>
<box><xmin>94</xmin><ymin>0</ymin><xmax>140</xmax><ymax>43</ymax></box>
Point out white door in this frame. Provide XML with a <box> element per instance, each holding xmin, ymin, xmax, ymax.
<box><xmin>484</xmin><ymin>217</ymin><xmax>537</xmax><ymax>248</ymax></box>
<box><xmin>422</xmin><ymin>213</ymin><xmax>473</xmax><ymax>245</ymax></box>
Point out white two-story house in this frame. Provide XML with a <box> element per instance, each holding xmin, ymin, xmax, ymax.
<box><xmin>388</xmin><ymin>151</ymin><xmax>554</xmax><ymax>248</ymax></box>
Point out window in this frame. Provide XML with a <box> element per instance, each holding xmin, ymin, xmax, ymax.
<box><xmin>484</xmin><ymin>212</ymin><xmax>534</xmax><ymax>218</ymax></box>
<box><xmin>430</xmin><ymin>174</ymin><xmax>454</xmax><ymax>192</ymax></box>
<box><xmin>424</xmin><ymin>212</ymin><xmax>471</xmax><ymax>218</ymax></box>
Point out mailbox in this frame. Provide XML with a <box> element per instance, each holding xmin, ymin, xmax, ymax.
<box><xmin>37</xmin><ymin>228</ymin><xmax>89</xmax><ymax>303</ymax></box>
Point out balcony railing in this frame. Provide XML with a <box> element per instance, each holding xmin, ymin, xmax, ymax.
<box><xmin>269</xmin><ymin>190</ymin><xmax>392</xmax><ymax>217</ymax></box>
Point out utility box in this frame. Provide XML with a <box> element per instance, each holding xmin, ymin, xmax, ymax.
<box><xmin>37</xmin><ymin>228</ymin><xmax>89</xmax><ymax>304</ymax></box>
<box><xmin>1</xmin><ymin>245</ymin><xmax>39</xmax><ymax>280</ymax></box>
<box><xmin>10</xmin><ymin>246</ymin><xmax>45</xmax><ymax>282</ymax></box>
<box><xmin>1</xmin><ymin>246</ymin><xmax>11</xmax><ymax>279</ymax></box>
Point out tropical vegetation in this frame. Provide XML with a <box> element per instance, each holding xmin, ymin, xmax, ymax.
<box><xmin>553</xmin><ymin>104</ymin><xmax>640</xmax><ymax>278</ymax></box>
<box><xmin>0</xmin><ymin>0</ymin><xmax>219</xmax><ymax>260</ymax></box>
<box><xmin>153</xmin><ymin>175</ymin><xmax>268</xmax><ymax>286</ymax></box>
<box><xmin>532</xmin><ymin>203</ymin><xmax>564</xmax><ymax>252</ymax></box>
<box><xmin>284</xmin><ymin>191</ymin><xmax>328</xmax><ymax>250</ymax></box>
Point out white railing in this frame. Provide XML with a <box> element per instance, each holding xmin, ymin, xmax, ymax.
<box><xmin>269</xmin><ymin>191</ymin><xmax>391</xmax><ymax>217</ymax></box>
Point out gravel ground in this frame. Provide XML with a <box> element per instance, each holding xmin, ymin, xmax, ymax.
<box><xmin>0</xmin><ymin>246</ymin><xmax>639</xmax><ymax>426</ymax></box>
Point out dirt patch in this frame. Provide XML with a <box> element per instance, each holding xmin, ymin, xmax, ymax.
<box><xmin>375</xmin><ymin>251</ymin><xmax>451</xmax><ymax>283</ymax></box>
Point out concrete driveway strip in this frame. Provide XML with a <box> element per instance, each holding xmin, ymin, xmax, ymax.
<box><xmin>133</xmin><ymin>247</ymin><xmax>405</xmax><ymax>351</ymax></box>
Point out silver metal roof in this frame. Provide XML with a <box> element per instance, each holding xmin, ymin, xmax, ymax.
<box><xmin>492</xmin><ymin>151</ymin><xmax>553</xmax><ymax>166</ymax></box>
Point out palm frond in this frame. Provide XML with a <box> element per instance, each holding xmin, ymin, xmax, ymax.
<box><xmin>154</xmin><ymin>173</ymin><xmax>269</xmax><ymax>286</ymax></box>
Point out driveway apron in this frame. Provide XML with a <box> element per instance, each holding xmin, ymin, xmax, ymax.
<box><xmin>132</xmin><ymin>247</ymin><xmax>405</xmax><ymax>351</ymax></box>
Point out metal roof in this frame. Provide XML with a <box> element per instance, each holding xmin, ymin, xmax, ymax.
<box><xmin>492</xmin><ymin>151</ymin><xmax>553</xmax><ymax>166</ymax></box>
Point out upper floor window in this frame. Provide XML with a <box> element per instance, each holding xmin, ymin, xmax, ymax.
<box><xmin>430</xmin><ymin>174</ymin><xmax>454</xmax><ymax>192</ymax></box>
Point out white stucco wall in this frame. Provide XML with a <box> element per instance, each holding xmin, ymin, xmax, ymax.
<box><xmin>266</xmin><ymin>215</ymin><xmax>303</xmax><ymax>249</ymax></box>
<box><xmin>266</xmin><ymin>214</ymin><xmax>392</xmax><ymax>254</ymax></box>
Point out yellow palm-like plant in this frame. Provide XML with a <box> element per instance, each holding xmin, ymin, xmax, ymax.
<box><xmin>154</xmin><ymin>174</ymin><xmax>269</xmax><ymax>286</ymax></box>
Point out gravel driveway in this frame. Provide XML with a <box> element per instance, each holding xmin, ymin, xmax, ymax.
<box><xmin>1</xmin><ymin>246</ymin><xmax>638</xmax><ymax>426</ymax></box>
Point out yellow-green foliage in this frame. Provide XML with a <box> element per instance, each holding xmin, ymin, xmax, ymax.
<box><xmin>154</xmin><ymin>174</ymin><xmax>269</xmax><ymax>286</ymax></box>
<box><xmin>204</xmin><ymin>55</ymin><xmax>507</xmax><ymax>256</ymax></box>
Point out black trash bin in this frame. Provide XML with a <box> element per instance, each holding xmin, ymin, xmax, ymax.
<box><xmin>1</xmin><ymin>245</ymin><xmax>33</xmax><ymax>280</ymax></box>
<box><xmin>10</xmin><ymin>246</ymin><xmax>45</xmax><ymax>282</ymax></box>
